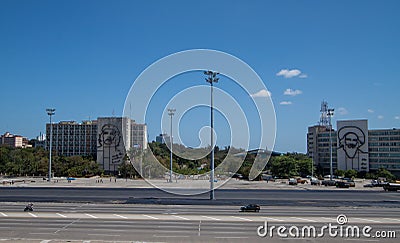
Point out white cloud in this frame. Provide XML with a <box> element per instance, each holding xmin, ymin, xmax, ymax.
<box><xmin>250</xmin><ymin>89</ymin><xmax>272</xmax><ymax>98</ymax></box>
<box><xmin>299</xmin><ymin>74</ymin><xmax>308</xmax><ymax>78</ymax></box>
<box><xmin>337</xmin><ymin>107</ymin><xmax>349</xmax><ymax>115</ymax></box>
<box><xmin>283</xmin><ymin>88</ymin><xmax>303</xmax><ymax>96</ymax></box>
<box><xmin>378</xmin><ymin>115</ymin><xmax>384</xmax><ymax>119</ymax></box>
<box><xmin>276</xmin><ymin>69</ymin><xmax>302</xmax><ymax>78</ymax></box>
<box><xmin>395</xmin><ymin>116</ymin><xmax>400</xmax><ymax>120</ymax></box>
<box><xmin>280</xmin><ymin>101</ymin><xmax>292</xmax><ymax>105</ymax></box>
<box><xmin>368</xmin><ymin>109</ymin><xmax>374</xmax><ymax>113</ymax></box>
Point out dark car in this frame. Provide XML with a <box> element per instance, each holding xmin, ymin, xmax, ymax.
<box><xmin>321</xmin><ymin>180</ymin><xmax>337</xmax><ymax>186</ymax></box>
<box><xmin>344</xmin><ymin>178</ymin><xmax>355</xmax><ymax>187</ymax></box>
<box><xmin>336</xmin><ymin>181</ymin><xmax>350</xmax><ymax>188</ymax></box>
<box><xmin>240</xmin><ymin>204</ymin><xmax>260</xmax><ymax>212</ymax></box>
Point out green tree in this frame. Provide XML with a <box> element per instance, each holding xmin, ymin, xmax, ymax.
<box><xmin>376</xmin><ymin>168</ymin><xmax>396</xmax><ymax>181</ymax></box>
<box><xmin>344</xmin><ymin>169</ymin><xmax>358</xmax><ymax>179</ymax></box>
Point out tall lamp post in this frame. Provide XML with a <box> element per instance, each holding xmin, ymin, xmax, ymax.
<box><xmin>205</xmin><ymin>70</ymin><xmax>219</xmax><ymax>200</ymax></box>
<box><xmin>327</xmin><ymin>108</ymin><xmax>335</xmax><ymax>181</ymax></box>
<box><xmin>46</xmin><ymin>108</ymin><xmax>55</xmax><ymax>182</ymax></box>
<box><xmin>168</xmin><ymin>108</ymin><xmax>176</xmax><ymax>183</ymax></box>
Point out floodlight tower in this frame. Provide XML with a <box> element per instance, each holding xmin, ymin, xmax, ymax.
<box><xmin>168</xmin><ymin>108</ymin><xmax>176</xmax><ymax>183</ymax></box>
<box><xmin>327</xmin><ymin>108</ymin><xmax>335</xmax><ymax>181</ymax></box>
<box><xmin>205</xmin><ymin>70</ymin><xmax>219</xmax><ymax>200</ymax></box>
<box><xmin>46</xmin><ymin>108</ymin><xmax>55</xmax><ymax>182</ymax></box>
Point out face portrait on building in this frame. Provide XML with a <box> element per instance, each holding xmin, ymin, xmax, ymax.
<box><xmin>99</xmin><ymin>124</ymin><xmax>121</xmax><ymax>147</ymax></box>
<box><xmin>337</xmin><ymin>120</ymin><xmax>369</xmax><ymax>171</ymax></box>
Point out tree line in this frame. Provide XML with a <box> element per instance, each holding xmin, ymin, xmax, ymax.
<box><xmin>0</xmin><ymin>143</ymin><xmax>397</xmax><ymax>180</ymax></box>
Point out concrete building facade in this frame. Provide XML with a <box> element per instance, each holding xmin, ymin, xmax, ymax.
<box><xmin>46</xmin><ymin>117</ymin><xmax>147</xmax><ymax>174</ymax></box>
<box><xmin>46</xmin><ymin>120</ymin><xmax>98</xmax><ymax>157</ymax></box>
<box><xmin>1</xmin><ymin>132</ymin><xmax>23</xmax><ymax>148</ymax></box>
<box><xmin>307</xmin><ymin>119</ymin><xmax>400</xmax><ymax>175</ymax></box>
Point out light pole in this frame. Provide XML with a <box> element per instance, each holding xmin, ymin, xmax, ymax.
<box><xmin>168</xmin><ymin>108</ymin><xmax>176</xmax><ymax>183</ymax></box>
<box><xmin>46</xmin><ymin>108</ymin><xmax>55</xmax><ymax>182</ymax></box>
<box><xmin>205</xmin><ymin>70</ymin><xmax>219</xmax><ymax>200</ymax></box>
<box><xmin>327</xmin><ymin>108</ymin><xmax>334</xmax><ymax>181</ymax></box>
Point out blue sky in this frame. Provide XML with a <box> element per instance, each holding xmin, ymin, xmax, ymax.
<box><xmin>1</xmin><ymin>0</ymin><xmax>399</xmax><ymax>153</ymax></box>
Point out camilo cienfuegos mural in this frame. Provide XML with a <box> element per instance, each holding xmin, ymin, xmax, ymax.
<box><xmin>337</xmin><ymin>120</ymin><xmax>369</xmax><ymax>171</ymax></box>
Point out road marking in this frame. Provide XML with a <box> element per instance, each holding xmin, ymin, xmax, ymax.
<box><xmin>56</xmin><ymin>213</ymin><xmax>67</xmax><ymax>218</ymax></box>
<box><xmin>85</xmin><ymin>213</ymin><xmax>97</xmax><ymax>219</ymax></box>
<box><xmin>172</xmin><ymin>215</ymin><xmax>189</xmax><ymax>220</ymax></box>
<box><xmin>202</xmin><ymin>216</ymin><xmax>221</xmax><ymax>221</ymax></box>
<box><xmin>0</xmin><ymin>212</ymin><xmax>7</xmax><ymax>217</ymax></box>
<box><xmin>83</xmin><ymin>241</ymin><xmax>91</xmax><ymax>243</ymax></box>
<box><xmin>262</xmin><ymin>217</ymin><xmax>284</xmax><ymax>222</ymax></box>
<box><xmin>28</xmin><ymin>212</ymin><xmax>37</xmax><ymax>218</ymax></box>
<box><xmin>344</xmin><ymin>239</ymin><xmax>379</xmax><ymax>242</ymax></box>
<box><xmin>231</xmin><ymin>216</ymin><xmax>252</xmax><ymax>221</ymax></box>
<box><xmin>215</xmin><ymin>237</ymin><xmax>249</xmax><ymax>239</ymax></box>
<box><xmin>321</xmin><ymin>217</ymin><xmax>335</xmax><ymax>221</ymax></box>
<box><xmin>153</xmin><ymin>235</ymin><xmax>190</xmax><ymax>238</ymax></box>
<box><xmin>40</xmin><ymin>240</ymin><xmax>51</xmax><ymax>243</ymax></box>
<box><xmin>382</xmin><ymin>218</ymin><xmax>400</xmax><ymax>222</ymax></box>
<box><xmin>88</xmin><ymin>234</ymin><xmax>120</xmax><ymax>237</ymax></box>
<box><xmin>353</xmin><ymin>218</ymin><xmax>381</xmax><ymax>223</ymax></box>
<box><xmin>113</xmin><ymin>214</ymin><xmax>128</xmax><ymax>219</ymax></box>
<box><xmin>143</xmin><ymin>214</ymin><xmax>158</xmax><ymax>220</ymax></box>
<box><xmin>290</xmin><ymin>217</ymin><xmax>317</xmax><ymax>222</ymax></box>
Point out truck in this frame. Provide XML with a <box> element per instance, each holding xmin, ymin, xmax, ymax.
<box><xmin>383</xmin><ymin>183</ymin><xmax>400</xmax><ymax>191</ymax></box>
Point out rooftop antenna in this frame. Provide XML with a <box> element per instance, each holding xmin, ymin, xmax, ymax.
<box><xmin>319</xmin><ymin>101</ymin><xmax>329</xmax><ymax>127</ymax></box>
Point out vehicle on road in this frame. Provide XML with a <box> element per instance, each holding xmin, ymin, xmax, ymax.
<box><xmin>288</xmin><ymin>178</ymin><xmax>298</xmax><ymax>185</ymax></box>
<box><xmin>240</xmin><ymin>204</ymin><xmax>260</xmax><ymax>212</ymax></box>
<box><xmin>383</xmin><ymin>183</ymin><xmax>400</xmax><ymax>191</ymax></box>
<box><xmin>24</xmin><ymin>203</ymin><xmax>33</xmax><ymax>212</ymax></box>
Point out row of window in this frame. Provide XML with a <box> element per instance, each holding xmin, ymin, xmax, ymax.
<box><xmin>369</xmin><ymin>136</ymin><xmax>400</xmax><ymax>141</ymax></box>
<box><xmin>369</xmin><ymin>147</ymin><xmax>400</xmax><ymax>152</ymax></box>
<box><xmin>370</xmin><ymin>158</ymin><xmax>400</xmax><ymax>163</ymax></box>
<box><xmin>369</xmin><ymin>130</ymin><xmax>400</xmax><ymax>136</ymax></box>
<box><xmin>369</xmin><ymin>153</ymin><xmax>400</xmax><ymax>158</ymax></box>
<box><xmin>369</xmin><ymin>142</ymin><xmax>400</xmax><ymax>147</ymax></box>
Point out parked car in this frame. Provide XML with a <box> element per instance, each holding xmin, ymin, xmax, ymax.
<box><xmin>288</xmin><ymin>178</ymin><xmax>298</xmax><ymax>185</ymax></box>
<box><xmin>344</xmin><ymin>178</ymin><xmax>355</xmax><ymax>187</ymax></box>
<box><xmin>240</xmin><ymin>204</ymin><xmax>260</xmax><ymax>212</ymax></box>
<box><xmin>310</xmin><ymin>177</ymin><xmax>320</xmax><ymax>185</ymax></box>
<box><xmin>321</xmin><ymin>180</ymin><xmax>337</xmax><ymax>186</ymax></box>
<box><xmin>297</xmin><ymin>178</ymin><xmax>308</xmax><ymax>184</ymax></box>
<box><xmin>336</xmin><ymin>181</ymin><xmax>350</xmax><ymax>188</ymax></box>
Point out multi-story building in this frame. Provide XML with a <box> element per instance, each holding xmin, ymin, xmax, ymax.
<box><xmin>307</xmin><ymin>119</ymin><xmax>400</xmax><ymax>176</ymax></box>
<box><xmin>46</xmin><ymin>120</ymin><xmax>98</xmax><ymax>158</ymax></box>
<box><xmin>307</xmin><ymin>126</ymin><xmax>337</xmax><ymax>175</ymax></box>
<box><xmin>46</xmin><ymin>117</ymin><xmax>147</xmax><ymax>174</ymax></box>
<box><xmin>368</xmin><ymin>128</ymin><xmax>400</xmax><ymax>172</ymax></box>
<box><xmin>1</xmin><ymin>132</ymin><xmax>23</xmax><ymax>148</ymax></box>
<box><xmin>156</xmin><ymin>133</ymin><xmax>170</xmax><ymax>144</ymax></box>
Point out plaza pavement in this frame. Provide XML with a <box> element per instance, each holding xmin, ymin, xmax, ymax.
<box><xmin>0</xmin><ymin>176</ymin><xmax>383</xmax><ymax>192</ymax></box>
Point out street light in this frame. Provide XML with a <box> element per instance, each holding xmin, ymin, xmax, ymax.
<box><xmin>168</xmin><ymin>108</ymin><xmax>176</xmax><ymax>183</ymax></box>
<box><xmin>46</xmin><ymin>108</ymin><xmax>55</xmax><ymax>182</ymax></box>
<box><xmin>327</xmin><ymin>108</ymin><xmax>335</xmax><ymax>181</ymax></box>
<box><xmin>204</xmin><ymin>70</ymin><xmax>219</xmax><ymax>200</ymax></box>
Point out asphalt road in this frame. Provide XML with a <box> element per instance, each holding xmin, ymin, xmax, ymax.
<box><xmin>0</xmin><ymin>203</ymin><xmax>399</xmax><ymax>243</ymax></box>
<box><xmin>1</xmin><ymin>187</ymin><xmax>399</xmax><ymax>207</ymax></box>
